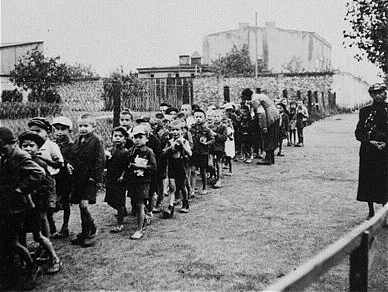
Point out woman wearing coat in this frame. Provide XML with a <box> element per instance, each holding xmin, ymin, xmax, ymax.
<box><xmin>355</xmin><ymin>83</ymin><xmax>388</xmax><ymax>219</ymax></box>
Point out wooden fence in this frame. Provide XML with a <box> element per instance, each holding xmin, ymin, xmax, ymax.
<box><xmin>122</xmin><ymin>77</ymin><xmax>194</xmax><ymax>111</ymax></box>
<box><xmin>264</xmin><ymin>204</ymin><xmax>388</xmax><ymax>292</ymax></box>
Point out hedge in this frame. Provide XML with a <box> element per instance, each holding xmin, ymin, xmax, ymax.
<box><xmin>0</xmin><ymin>102</ymin><xmax>61</xmax><ymax>119</ymax></box>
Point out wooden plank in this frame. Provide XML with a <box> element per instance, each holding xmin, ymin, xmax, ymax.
<box><xmin>264</xmin><ymin>204</ymin><xmax>388</xmax><ymax>292</ymax></box>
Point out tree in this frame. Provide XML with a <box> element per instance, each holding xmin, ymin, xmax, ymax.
<box><xmin>281</xmin><ymin>56</ymin><xmax>305</xmax><ymax>73</ymax></box>
<box><xmin>210</xmin><ymin>44</ymin><xmax>258</xmax><ymax>77</ymax></box>
<box><xmin>344</xmin><ymin>0</ymin><xmax>388</xmax><ymax>74</ymax></box>
<box><xmin>9</xmin><ymin>47</ymin><xmax>71</xmax><ymax>103</ymax></box>
<box><xmin>67</xmin><ymin>62</ymin><xmax>99</xmax><ymax>78</ymax></box>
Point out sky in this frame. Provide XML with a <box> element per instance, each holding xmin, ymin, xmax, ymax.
<box><xmin>1</xmin><ymin>0</ymin><xmax>383</xmax><ymax>83</ymax></box>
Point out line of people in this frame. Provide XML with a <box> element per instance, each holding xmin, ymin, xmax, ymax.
<box><xmin>0</xmin><ymin>89</ymin><xmax>309</xmax><ymax>290</ymax></box>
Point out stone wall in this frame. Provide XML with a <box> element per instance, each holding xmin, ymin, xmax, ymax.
<box><xmin>56</xmin><ymin>78</ymin><xmax>104</xmax><ymax>113</ymax></box>
<box><xmin>193</xmin><ymin>73</ymin><xmax>335</xmax><ymax>113</ymax></box>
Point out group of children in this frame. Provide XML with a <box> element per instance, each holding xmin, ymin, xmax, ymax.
<box><xmin>0</xmin><ymin>95</ymin><xmax>309</xmax><ymax>290</ymax></box>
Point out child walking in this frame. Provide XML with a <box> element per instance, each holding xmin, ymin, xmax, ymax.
<box><xmin>51</xmin><ymin>116</ymin><xmax>74</xmax><ymax>239</ymax></box>
<box><xmin>162</xmin><ymin>120</ymin><xmax>192</xmax><ymax>217</ymax></box>
<box><xmin>105</xmin><ymin>126</ymin><xmax>129</xmax><ymax>233</ymax></box>
<box><xmin>189</xmin><ymin>109</ymin><xmax>214</xmax><ymax>195</ymax></box>
<box><xmin>28</xmin><ymin>117</ymin><xmax>64</xmax><ymax>236</ymax></box>
<box><xmin>0</xmin><ymin>127</ymin><xmax>45</xmax><ymax>289</ymax></box>
<box><xmin>70</xmin><ymin>114</ymin><xmax>105</xmax><ymax>248</ymax></box>
<box><xmin>222</xmin><ymin>118</ymin><xmax>235</xmax><ymax>176</ymax></box>
<box><xmin>18</xmin><ymin>131</ymin><xmax>62</xmax><ymax>274</ymax></box>
<box><xmin>210</xmin><ymin>110</ymin><xmax>227</xmax><ymax>188</ymax></box>
<box><xmin>124</xmin><ymin>125</ymin><xmax>156</xmax><ymax>239</ymax></box>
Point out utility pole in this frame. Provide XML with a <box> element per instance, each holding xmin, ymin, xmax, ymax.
<box><xmin>255</xmin><ymin>12</ymin><xmax>258</xmax><ymax>78</ymax></box>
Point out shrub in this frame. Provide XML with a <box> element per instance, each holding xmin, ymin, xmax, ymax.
<box><xmin>1</xmin><ymin>90</ymin><xmax>23</xmax><ymax>102</ymax></box>
<box><xmin>0</xmin><ymin>102</ymin><xmax>62</xmax><ymax>119</ymax></box>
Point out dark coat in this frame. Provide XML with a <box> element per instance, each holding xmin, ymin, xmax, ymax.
<box><xmin>355</xmin><ymin>103</ymin><xmax>388</xmax><ymax>204</ymax></box>
<box><xmin>211</xmin><ymin>123</ymin><xmax>227</xmax><ymax>153</ymax></box>
<box><xmin>105</xmin><ymin>145</ymin><xmax>128</xmax><ymax>209</ymax></box>
<box><xmin>124</xmin><ymin>145</ymin><xmax>157</xmax><ymax>185</ymax></box>
<box><xmin>70</xmin><ymin>132</ymin><xmax>105</xmax><ymax>204</ymax></box>
<box><xmin>31</xmin><ymin>157</ymin><xmax>56</xmax><ymax>210</ymax></box>
<box><xmin>190</xmin><ymin>122</ymin><xmax>215</xmax><ymax>155</ymax></box>
<box><xmin>0</xmin><ymin>146</ymin><xmax>45</xmax><ymax>214</ymax></box>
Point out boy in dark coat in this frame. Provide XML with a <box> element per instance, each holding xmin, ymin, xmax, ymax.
<box><xmin>70</xmin><ymin>114</ymin><xmax>105</xmax><ymax>247</ymax></box>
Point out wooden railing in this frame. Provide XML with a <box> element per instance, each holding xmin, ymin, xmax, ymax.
<box><xmin>264</xmin><ymin>204</ymin><xmax>388</xmax><ymax>292</ymax></box>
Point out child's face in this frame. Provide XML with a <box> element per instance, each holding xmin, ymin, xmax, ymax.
<box><xmin>0</xmin><ymin>143</ymin><xmax>16</xmax><ymax>157</ymax></box>
<box><xmin>180</xmin><ymin>105</ymin><xmax>191</xmax><ymax>117</ymax></box>
<box><xmin>77</xmin><ymin>119</ymin><xmax>95</xmax><ymax>136</ymax></box>
<box><xmin>29</xmin><ymin>125</ymin><xmax>48</xmax><ymax>140</ymax></box>
<box><xmin>206</xmin><ymin>112</ymin><xmax>214</xmax><ymax>123</ymax></box>
<box><xmin>120</xmin><ymin>114</ymin><xmax>133</xmax><ymax>129</ymax></box>
<box><xmin>170</xmin><ymin>125</ymin><xmax>182</xmax><ymax>139</ymax></box>
<box><xmin>277</xmin><ymin>105</ymin><xmax>284</xmax><ymax>113</ymax></box>
<box><xmin>53</xmin><ymin>124</ymin><xmax>71</xmax><ymax>139</ymax></box>
<box><xmin>133</xmin><ymin>133</ymin><xmax>147</xmax><ymax>147</ymax></box>
<box><xmin>194</xmin><ymin>112</ymin><xmax>205</xmax><ymax>123</ymax></box>
<box><xmin>214</xmin><ymin>112</ymin><xmax>223</xmax><ymax>122</ymax></box>
<box><xmin>21</xmin><ymin>140</ymin><xmax>39</xmax><ymax>157</ymax></box>
<box><xmin>112</xmin><ymin>131</ymin><xmax>126</xmax><ymax>146</ymax></box>
<box><xmin>160</xmin><ymin>105</ymin><xmax>168</xmax><ymax>114</ymax></box>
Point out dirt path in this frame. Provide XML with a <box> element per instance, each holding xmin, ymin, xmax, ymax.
<box><xmin>36</xmin><ymin>113</ymin><xmax>386</xmax><ymax>291</ymax></box>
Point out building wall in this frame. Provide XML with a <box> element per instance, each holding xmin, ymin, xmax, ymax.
<box><xmin>0</xmin><ymin>43</ymin><xmax>43</xmax><ymax>75</ymax></box>
<box><xmin>203</xmin><ymin>24</ymin><xmax>331</xmax><ymax>73</ymax></box>
<box><xmin>138</xmin><ymin>71</ymin><xmax>194</xmax><ymax>79</ymax></box>
<box><xmin>332</xmin><ymin>72</ymin><xmax>370</xmax><ymax>109</ymax></box>
<box><xmin>193</xmin><ymin>72</ymin><xmax>367</xmax><ymax>111</ymax></box>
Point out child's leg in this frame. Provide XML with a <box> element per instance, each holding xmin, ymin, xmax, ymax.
<box><xmin>136</xmin><ymin>201</ymin><xmax>145</xmax><ymax>231</ymax></box>
<box><xmin>39</xmin><ymin>211</ymin><xmax>50</xmax><ymax>238</ymax></box>
<box><xmin>32</xmin><ymin>231</ymin><xmax>59</xmax><ymax>262</ymax></box>
<box><xmin>200</xmin><ymin>166</ymin><xmax>207</xmax><ymax>191</ymax></box>
<box><xmin>177</xmin><ymin>178</ymin><xmax>189</xmax><ymax>210</ymax></box>
<box><xmin>79</xmin><ymin>204</ymin><xmax>96</xmax><ymax>237</ymax></box>
<box><xmin>47</xmin><ymin>209</ymin><xmax>56</xmax><ymax>235</ymax></box>
<box><xmin>62</xmin><ymin>203</ymin><xmax>70</xmax><ymax>231</ymax></box>
<box><xmin>190</xmin><ymin>166</ymin><xmax>196</xmax><ymax>195</ymax></box>
<box><xmin>226</xmin><ymin>156</ymin><xmax>232</xmax><ymax>173</ymax></box>
<box><xmin>368</xmin><ymin>202</ymin><xmax>375</xmax><ymax>217</ymax></box>
<box><xmin>214</xmin><ymin>156</ymin><xmax>220</xmax><ymax>180</ymax></box>
<box><xmin>155</xmin><ymin>178</ymin><xmax>164</xmax><ymax>208</ymax></box>
<box><xmin>168</xmin><ymin>179</ymin><xmax>176</xmax><ymax>207</ymax></box>
<box><xmin>117</xmin><ymin>207</ymin><xmax>125</xmax><ymax>226</ymax></box>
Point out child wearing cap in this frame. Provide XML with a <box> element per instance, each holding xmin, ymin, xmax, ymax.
<box><xmin>0</xmin><ymin>127</ymin><xmax>45</xmax><ymax>289</ymax></box>
<box><xmin>123</xmin><ymin>125</ymin><xmax>156</xmax><ymax>239</ymax></box>
<box><xmin>70</xmin><ymin>114</ymin><xmax>105</xmax><ymax>248</ymax></box>
<box><xmin>28</xmin><ymin>117</ymin><xmax>64</xmax><ymax>236</ymax></box>
<box><xmin>51</xmin><ymin>116</ymin><xmax>74</xmax><ymax>239</ymax></box>
<box><xmin>19</xmin><ymin>131</ymin><xmax>62</xmax><ymax>274</ymax></box>
<box><xmin>104</xmin><ymin>126</ymin><xmax>129</xmax><ymax>233</ymax></box>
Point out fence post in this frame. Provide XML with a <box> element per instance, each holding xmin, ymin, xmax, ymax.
<box><xmin>112</xmin><ymin>81</ymin><xmax>121</xmax><ymax>128</ymax></box>
<box><xmin>349</xmin><ymin>231</ymin><xmax>370</xmax><ymax>292</ymax></box>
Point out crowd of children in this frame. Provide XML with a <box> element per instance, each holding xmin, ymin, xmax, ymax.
<box><xmin>0</xmin><ymin>89</ymin><xmax>309</xmax><ymax>290</ymax></box>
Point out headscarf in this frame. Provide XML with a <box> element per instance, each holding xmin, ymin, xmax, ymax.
<box><xmin>251</xmin><ymin>94</ymin><xmax>280</xmax><ymax>126</ymax></box>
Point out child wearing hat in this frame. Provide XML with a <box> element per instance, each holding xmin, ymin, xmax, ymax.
<box><xmin>0</xmin><ymin>127</ymin><xmax>45</xmax><ymax>289</ymax></box>
<box><xmin>123</xmin><ymin>125</ymin><xmax>156</xmax><ymax>239</ymax></box>
<box><xmin>51</xmin><ymin>116</ymin><xmax>74</xmax><ymax>239</ymax></box>
<box><xmin>18</xmin><ymin>131</ymin><xmax>62</xmax><ymax>274</ymax></box>
<box><xmin>28</xmin><ymin>117</ymin><xmax>64</xmax><ymax>236</ymax></box>
<box><xmin>104</xmin><ymin>126</ymin><xmax>129</xmax><ymax>233</ymax></box>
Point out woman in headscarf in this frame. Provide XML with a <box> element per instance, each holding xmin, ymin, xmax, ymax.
<box><xmin>355</xmin><ymin>83</ymin><xmax>388</xmax><ymax>219</ymax></box>
<box><xmin>250</xmin><ymin>93</ymin><xmax>280</xmax><ymax>165</ymax></box>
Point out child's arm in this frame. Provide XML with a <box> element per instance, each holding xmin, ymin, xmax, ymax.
<box><xmin>18</xmin><ymin>154</ymin><xmax>45</xmax><ymax>199</ymax></box>
<box><xmin>178</xmin><ymin>138</ymin><xmax>192</xmax><ymax>157</ymax></box>
<box><xmin>206</xmin><ymin>128</ymin><xmax>215</xmax><ymax>145</ymax></box>
<box><xmin>93</xmin><ymin>136</ymin><xmax>106</xmax><ymax>184</ymax></box>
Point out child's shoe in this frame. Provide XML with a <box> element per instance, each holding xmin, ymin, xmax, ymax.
<box><xmin>111</xmin><ymin>225</ymin><xmax>124</xmax><ymax>233</ymax></box>
<box><xmin>81</xmin><ymin>237</ymin><xmax>97</xmax><ymax>248</ymax></box>
<box><xmin>277</xmin><ymin>152</ymin><xmax>284</xmax><ymax>157</ymax></box>
<box><xmin>162</xmin><ymin>205</ymin><xmax>174</xmax><ymax>218</ymax></box>
<box><xmin>130</xmin><ymin>230</ymin><xmax>143</xmax><ymax>240</ymax></box>
<box><xmin>46</xmin><ymin>258</ymin><xmax>62</xmax><ymax>274</ymax></box>
<box><xmin>179</xmin><ymin>201</ymin><xmax>189</xmax><ymax>213</ymax></box>
<box><xmin>52</xmin><ymin>229</ymin><xmax>69</xmax><ymax>239</ymax></box>
<box><xmin>199</xmin><ymin>189</ymin><xmax>209</xmax><ymax>195</ymax></box>
<box><xmin>71</xmin><ymin>234</ymin><xmax>85</xmax><ymax>245</ymax></box>
<box><xmin>153</xmin><ymin>204</ymin><xmax>162</xmax><ymax>213</ymax></box>
<box><xmin>213</xmin><ymin>180</ymin><xmax>222</xmax><ymax>188</ymax></box>
<box><xmin>245</xmin><ymin>158</ymin><xmax>252</xmax><ymax>163</ymax></box>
